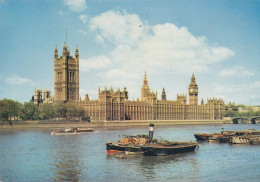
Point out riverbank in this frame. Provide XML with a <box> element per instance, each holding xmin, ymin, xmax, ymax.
<box><xmin>0</xmin><ymin>120</ymin><xmax>226</xmax><ymax>129</ymax></box>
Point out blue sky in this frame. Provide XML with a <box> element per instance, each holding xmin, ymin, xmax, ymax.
<box><xmin>0</xmin><ymin>0</ymin><xmax>259</xmax><ymax>105</ymax></box>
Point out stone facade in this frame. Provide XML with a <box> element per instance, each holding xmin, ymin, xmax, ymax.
<box><xmin>81</xmin><ymin>72</ymin><xmax>225</xmax><ymax>121</ymax></box>
<box><xmin>52</xmin><ymin>43</ymin><xmax>225</xmax><ymax>121</ymax></box>
<box><xmin>54</xmin><ymin>43</ymin><xmax>79</xmax><ymax>102</ymax></box>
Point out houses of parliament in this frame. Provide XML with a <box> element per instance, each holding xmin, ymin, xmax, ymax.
<box><xmin>33</xmin><ymin>43</ymin><xmax>225</xmax><ymax>121</ymax></box>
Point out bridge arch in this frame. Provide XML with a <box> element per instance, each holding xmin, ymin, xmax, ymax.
<box><xmin>251</xmin><ymin>116</ymin><xmax>260</xmax><ymax>124</ymax></box>
<box><xmin>232</xmin><ymin>117</ymin><xmax>249</xmax><ymax>124</ymax></box>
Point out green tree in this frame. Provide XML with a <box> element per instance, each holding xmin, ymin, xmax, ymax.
<box><xmin>224</xmin><ymin>110</ymin><xmax>238</xmax><ymax>117</ymax></box>
<box><xmin>39</xmin><ymin>103</ymin><xmax>55</xmax><ymax>120</ymax></box>
<box><xmin>0</xmin><ymin>99</ymin><xmax>22</xmax><ymax>120</ymax></box>
<box><xmin>20</xmin><ymin>102</ymin><xmax>39</xmax><ymax>120</ymax></box>
<box><xmin>66</xmin><ymin>102</ymin><xmax>78</xmax><ymax>120</ymax></box>
<box><xmin>54</xmin><ymin>101</ymin><xmax>67</xmax><ymax>118</ymax></box>
<box><xmin>77</xmin><ymin>105</ymin><xmax>86</xmax><ymax>121</ymax></box>
<box><xmin>254</xmin><ymin>110</ymin><xmax>260</xmax><ymax>116</ymax></box>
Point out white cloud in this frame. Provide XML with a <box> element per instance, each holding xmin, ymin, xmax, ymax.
<box><xmin>81</xmin><ymin>10</ymin><xmax>256</xmax><ymax>104</ymax></box>
<box><xmin>63</xmin><ymin>0</ymin><xmax>86</xmax><ymax>12</ymax></box>
<box><xmin>105</xmin><ymin>69</ymin><xmax>138</xmax><ymax>80</ymax></box>
<box><xmin>4</xmin><ymin>75</ymin><xmax>35</xmax><ymax>85</ymax></box>
<box><xmin>218</xmin><ymin>66</ymin><xmax>254</xmax><ymax>77</ymax></box>
<box><xmin>88</xmin><ymin>10</ymin><xmax>235</xmax><ymax>77</ymax></box>
<box><xmin>80</xmin><ymin>56</ymin><xmax>112</xmax><ymax>71</ymax></box>
<box><xmin>79</xmin><ymin>14</ymin><xmax>88</xmax><ymax>24</ymax></box>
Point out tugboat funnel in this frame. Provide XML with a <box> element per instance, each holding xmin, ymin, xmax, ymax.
<box><xmin>149</xmin><ymin>124</ymin><xmax>154</xmax><ymax>143</ymax></box>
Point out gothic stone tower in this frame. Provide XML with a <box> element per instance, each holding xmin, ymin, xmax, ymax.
<box><xmin>189</xmin><ymin>73</ymin><xmax>198</xmax><ymax>105</ymax></box>
<box><xmin>54</xmin><ymin>43</ymin><xmax>79</xmax><ymax>102</ymax></box>
<box><xmin>141</xmin><ymin>71</ymin><xmax>150</xmax><ymax>101</ymax></box>
<box><xmin>161</xmin><ymin>87</ymin><xmax>166</xmax><ymax>101</ymax></box>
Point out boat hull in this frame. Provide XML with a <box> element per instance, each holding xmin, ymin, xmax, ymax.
<box><xmin>141</xmin><ymin>143</ymin><xmax>198</xmax><ymax>156</ymax></box>
<box><xmin>51</xmin><ymin>131</ymin><xmax>92</xmax><ymax>135</ymax></box>
<box><xmin>194</xmin><ymin>133</ymin><xmax>213</xmax><ymax>141</ymax></box>
<box><xmin>250</xmin><ymin>139</ymin><xmax>260</xmax><ymax>145</ymax></box>
<box><xmin>106</xmin><ymin>142</ymin><xmax>127</xmax><ymax>153</ymax></box>
<box><xmin>125</xmin><ymin>145</ymin><xmax>143</xmax><ymax>154</ymax></box>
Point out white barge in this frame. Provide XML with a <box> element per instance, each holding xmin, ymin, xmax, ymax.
<box><xmin>51</xmin><ymin>127</ymin><xmax>93</xmax><ymax>135</ymax></box>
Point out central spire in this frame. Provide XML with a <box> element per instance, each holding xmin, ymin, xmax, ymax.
<box><xmin>141</xmin><ymin>70</ymin><xmax>151</xmax><ymax>101</ymax></box>
<box><xmin>143</xmin><ymin>70</ymin><xmax>148</xmax><ymax>86</ymax></box>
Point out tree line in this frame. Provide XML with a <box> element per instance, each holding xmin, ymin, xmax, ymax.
<box><xmin>224</xmin><ymin>109</ymin><xmax>260</xmax><ymax>117</ymax></box>
<box><xmin>0</xmin><ymin>99</ymin><xmax>89</xmax><ymax>121</ymax></box>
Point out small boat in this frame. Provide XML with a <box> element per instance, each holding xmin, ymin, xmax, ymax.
<box><xmin>141</xmin><ymin>141</ymin><xmax>198</xmax><ymax>156</ymax></box>
<box><xmin>51</xmin><ymin>127</ymin><xmax>93</xmax><ymax>135</ymax></box>
<box><xmin>194</xmin><ymin>133</ymin><xmax>216</xmax><ymax>141</ymax></box>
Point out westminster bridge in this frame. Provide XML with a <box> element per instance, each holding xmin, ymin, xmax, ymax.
<box><xmin>232</xmin><ymin>116</ymin><xmax>260</xmax><ymax>124</ymax></box>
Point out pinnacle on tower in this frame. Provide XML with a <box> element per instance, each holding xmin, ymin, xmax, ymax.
<box><xmin>54</xmin><ymin>44</ymin><xmax>58</xmax><ymax>58</ymax></box>
<box><xmin>67</xmin><ymin>47</ymin><xmax>70</xmax><ymax>54</ymax></box>
<box><xmin>75</xmin><ymin>45</ymin><xmax>79</xmax><ymax>58</ymax></box>
<box><xmin>63</xmin><ymin>42</ymin><xmax>67</xmax><ymax>55</ymax></box>
<box><xmin>161</xmin><ymin>87</ymin><xmax>166</xmax><ymax>101</ymax></box>
<box><xmin>143</xmin><ymin>70</ymin><xmax>148</xmax><ymax>86</ymax></box>
<box><xmin>191</xmin><ymin>72</ymin><xmax>196</xmax><ymax>82</ymax></box>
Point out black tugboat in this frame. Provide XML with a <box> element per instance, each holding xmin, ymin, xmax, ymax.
<box><xmin>107</xmin><ymin>124</ymin><xmax>198</xmax><ymax>156</ymax></box>
<box><xmin>127</xmin><ymin>124</ymin><xmax>198</xmax><ymax>156</ymax></box>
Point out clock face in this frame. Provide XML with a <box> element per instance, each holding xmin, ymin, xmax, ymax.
<box><xmin>190</xmin><ymin>88</ymin><xmax>193</xmax><ymax>92</ymax></box>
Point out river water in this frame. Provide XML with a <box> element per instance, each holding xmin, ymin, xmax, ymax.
<box><xmin>0</xmin><ymin>124</ymin><xmax>260</xmax><ymax>182</ymax></box>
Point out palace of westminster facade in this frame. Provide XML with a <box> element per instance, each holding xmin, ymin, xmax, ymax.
<box><xmin>33</xmin><ymin>43</ymin><xmax>225</xmax><ymax>121</ymax></box>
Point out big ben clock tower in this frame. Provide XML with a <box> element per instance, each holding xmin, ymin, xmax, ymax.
<box><xmin>189</xmin><ymin>73</ymin><xmax>198</xmax><ymax>105</ymax></box>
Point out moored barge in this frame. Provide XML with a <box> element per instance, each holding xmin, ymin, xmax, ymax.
<box><xmin>141</xmin><ymin>141</ymin><xmax>198</xmax><ymax>156</ymax></box>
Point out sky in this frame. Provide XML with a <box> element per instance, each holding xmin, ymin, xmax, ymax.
<box><xmin>0</xmin><ymin>0</ymin><xmax>260</xmax><ymax>105</ymax></box>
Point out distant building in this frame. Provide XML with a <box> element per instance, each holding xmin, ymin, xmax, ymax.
<box><xmin>226</xmin><ymin>102</ymin><xmax>238</xmax><ymax>111</ymax></box>
<box><xmin>81</xmin><ymin>71</ymin><xmax>225</xmax><ymax>121</ymax></box>
<box><xmin>32</xmin><ymin>89</ymin><xmax>53</xmax><ymax>105</ymax></box>
<box><xmin>48</xmin><ymin>44</ymin><xmax>225</xmax><ymax>121</ymax></box>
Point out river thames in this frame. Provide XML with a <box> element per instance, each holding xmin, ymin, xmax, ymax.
<box><xmin>0</xmin><ymin>124</ymin><xmax>260</xmax><ymax>182</ymax></box>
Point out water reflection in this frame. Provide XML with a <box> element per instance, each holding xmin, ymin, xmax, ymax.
<box><xmin>50</xmin><ymin>136</ymin><xmax>85</xmax><ymax>182</ymax></box>
<box><xmin>139</xmin><ymin>152</ymin><xmax>200</xmax><ymax>180</ymax></box>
